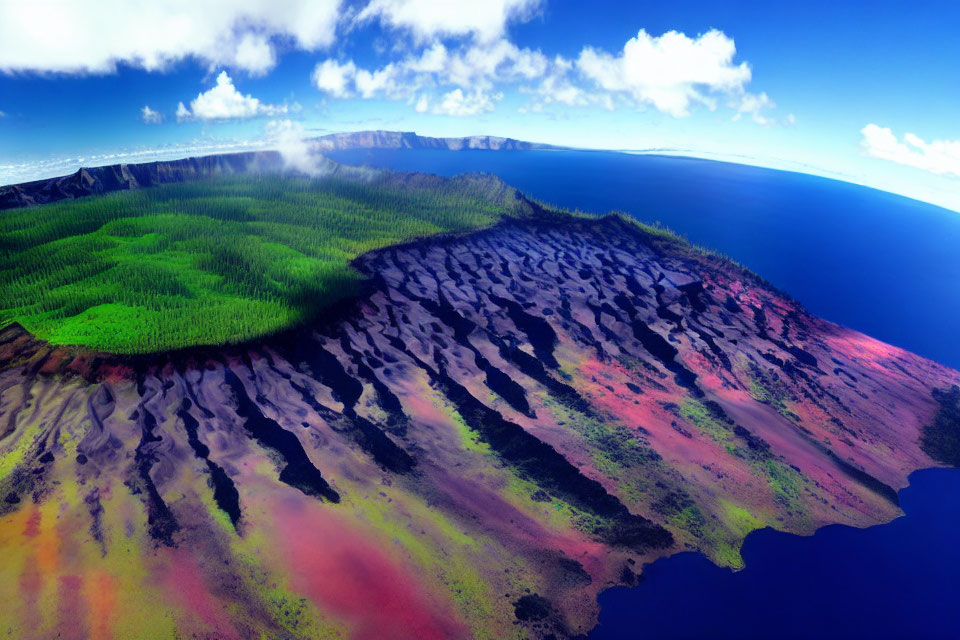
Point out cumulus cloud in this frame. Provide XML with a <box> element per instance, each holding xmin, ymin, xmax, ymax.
<box><xmin>311</xmin><ymin>38</ymin><xmax>546</xmax><ymax>114</ymax></box>
<box><xmin>732</xmin><ymin>92</ymin><xmax>778</xmax><ymax>125</ymax></box>
<box><xmin>521</xmin><ymin>29</ymin><xmax>770</xmax><ymax>120</ymax></box>
<box><xmin>356</xmin><ymin>0</ymin><xmax>540</xmax><ymax>42</ymax></box>
<box><xmin>860</xmin><ymin>124</ymin><xmax>960</xmax><ymax>178</ymax></box>
<box><xmin>310</xmin><ymin>25</ymin><xmax>772</xmax><ymax>123</ymax></box>
<box><xmin>442</xmin><ymin>39</ymin><xmax>547</xmax><ymax>87</ymax></box>
<box><xmin>575</xmin><ymin>29</ymin><xmax>751</xmax><ymax>117</ymax></box>
<box><xmin>0</xmin><ymin>0</ymin><xmax>340</xmax><ymax>75</ymax></box>
<box><xmin>525</xmin><ymin>56</ymin><xmax>609</xmax><ymax>109</ymax></box>
<box><xmin>434</xmin><ymin>89</ymin><xmax>501</xmax><ymax>116</ymax></box>
<box><xmin>140</xmin><ymin>105</ymin><xmax>163</xmax><ymax>124</ymax></box>
<box><xmin>175</xmin><ymin>102</ymin><xmax>191</xmax><ymax>121</ymax></box>
<box><xmin>312</xmin><ymin>59</ymin><xmax>358</xmax><ymax>98</ymax></box>
<box><xmin>177</xmin><ymin>71</ymin><xmax>289</xmax><ymax>121</ymax></box>
<box><xmin>3</xmin><ymin>1</ymin><xmax>773</xmax><ymax>126</ymax></box>
<box><xmin>355</xmin><ymin>64</ymin><xmax>401</xmax><ymax>98</ymax></box>
<box><xmin>232</xmin><ymin>33</ymin><xmax>276</xmax><ymax>77</ymax></box>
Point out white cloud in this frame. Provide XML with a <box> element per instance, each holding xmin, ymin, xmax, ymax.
<box><xmin>0</xmin><ymin>110</ymin><xmax>6</xmax><ymax>118</ymax></box>
<box><xmin>861</xmin><ymin>124</ymin><xmax>960</xmax><ymax>178</ymax></box>
<box><xmin>434</xmin><ymin>88</ymin><xmax>500</xmax><ymax>116</ymax></box>
<box><xmin>407</xmin><ymin>43</ymin><xmax>447</xmax><ymax>74</ymax></box>
<box><xmin>140</xmin><ymin>105</ymin><xmax>163</xmax><ymax>124</ymax></box>
<box><xmin>732</xmin><ymin>92</ymin><xmax>776</xmax><ymax>125</ymax></box>
<box><xmin>356</xmin><ymin>0</ymin><xmax>540</xmax><ymax>42</ymax></box>
<box><xmin>233</xmin><ymin>33</ymin><xmax>276</xmax><ymax>77</ymax></box>
<box><xmin>355</xmin><ymin>64</ymin><xmax>400</xmax><ymax>98</ymax></box>
<box><xmin>443</xmin><ymin>39</ymin><xmax>547</xmax><ymax>88</ymax></box>
<box><xmin>576</xmin><ymin>29</ymin><xmax>751</xmax><ymax>117</ymax></box>
<box><xmin>310</xmin><ymin>28</ymin><xmax>769</xmax><ymax>123</ymax></box>
<box><xmin>311</xmin><ymin>37</ymin><xmax>547</xmax><ymax>114</ymax></box>
<box><xmin>264</xmin><ymin>119</ymin><xmax>325</xmax><ymax>175</ymax></box>
<box><xmin>0</xmin><ymin>0</ymin><xmax>341</xmax><ymax>75</ymax></box>
<box><xmin>177</xmin><ymin>71</ymin><xmax>288</xmax><ymax>121</ymax></box>
<box><xmin>311</xmin><ymin>59</ymin><xmax>357</xmax><ymax>98</ymax></box>
<box><xmin>527</xmin><ymin>56</ymin><xmax>603</xmax><ymax>108</ymax></box>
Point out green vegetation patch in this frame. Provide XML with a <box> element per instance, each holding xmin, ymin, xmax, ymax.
<box><xmin>680</xmin><ymin>398</ymin><xmax>733</xmax><ymax>444</ymax></box>
<box><xmin>540</xmin><ymin>393</ymin><xmax>662</xmax><ymax>505</ymax></box>
<box><xmin>1</xmin><ymin>175</ymin><xmax>518</xmax><ymax>353</ymax></box>
<box><xmin>677</xmin><ymin>396</ymin><xmax>808</xmax><ymax>514</ymax></box>
<box><xmin>745</xmin><ymin>363</ymin><xmax>800</xmax><ymax>422</ymax></box>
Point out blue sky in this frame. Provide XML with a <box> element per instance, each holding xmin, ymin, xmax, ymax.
<box><xmin>0</xmin><ymin>0</ymin><xmax>957</xmax><ymax>211</ymax></box>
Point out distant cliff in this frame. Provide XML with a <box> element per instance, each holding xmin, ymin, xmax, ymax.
<box><xmin>0</xmin><ymin>131</ymin><xmax>555</xmax><ymax>211</ymax></box>
<box><xmin>311</xmin><ymin>130</ymin><xmax>554</xmax><ymax>152</ymax></box>
<box><xmin>0</xmin><ymin>151</ymin><xmax>284</xmax><ymax>210</ymax></box>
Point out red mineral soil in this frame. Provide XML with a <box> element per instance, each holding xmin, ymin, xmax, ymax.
<box><xmin>1</xmin><ymin>213</ymin><xmax>957</xmax><ymax>639</ymax></box>
<box><xmin>271</xmin><ymin>493</ymin><xmax>465</xmax><ymax>640</ymax></box>
<box><xmin>159</xmin><ymin>548</ymin><xmax>242</xmax><ymax>640</ymax></box>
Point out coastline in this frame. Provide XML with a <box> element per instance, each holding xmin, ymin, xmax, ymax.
<box><xmin>592</xmin><ymin>466</ymin><xmax>960</xmax><ymax>639</ymax></box>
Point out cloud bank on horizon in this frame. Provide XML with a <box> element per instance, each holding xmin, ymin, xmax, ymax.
<box><xmin>0</xmin><ymin>0</ymin><xmax>956</xmax><ymax>212</ymax></box>
<box><xmin>861</xmin><ymin>125</ymin><xmax>960</xmax><ymax>179</ymax></box>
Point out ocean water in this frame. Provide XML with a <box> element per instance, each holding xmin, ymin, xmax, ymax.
<box><xmin>328</xmin><ymin>148</ymin><xmax>960</xmax><ymax>639</ymax></box>
<box><xmin>592</xmin><ymin>468</ymin><xmax>960</xmax><ymax>640</ymax></box>
<box><xmin>327</xmin><ymin>148</ymin><xmax>960</xmax><ymax>371</ymax></box>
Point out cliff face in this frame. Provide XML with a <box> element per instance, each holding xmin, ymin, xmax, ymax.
<box><xmin>0</xmin><ymin>151</ymin><xmax>284</xmax><ymax>210</ymax></box>
<box><xmin>0</xmin><ymin>131</ymin><xmax>551</xmax><ymax>211</ymax></box>
<box><xmin>0</xmin><ymin>214</ymin><xmax>955</xmax><ymax>639</ymax></box>
<box><xmin>311</xmin><ymin>130</ymin><xmax>549</xmax><ymax>152</ymax></box>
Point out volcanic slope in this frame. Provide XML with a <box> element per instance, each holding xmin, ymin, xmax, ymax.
<box><xmin>0</xmin><ymin>212</ymin><xmax>957</xmax><ymax>639</ymax></box>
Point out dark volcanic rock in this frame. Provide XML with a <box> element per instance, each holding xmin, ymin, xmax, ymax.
<box><xmin>514</xmin><ymin>594</ymin><xmax>553</xmax><ymax>621</ymax></box>
<box><xmin>0</xmin><ymin>212</ymin><xmax>956</xmax><ymax>639</ymax></box>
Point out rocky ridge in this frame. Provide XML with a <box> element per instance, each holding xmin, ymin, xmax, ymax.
<box><xmin>0</xmin><ymin>130</ymin><xmax>554</xmax><ymax>210</ymax></box>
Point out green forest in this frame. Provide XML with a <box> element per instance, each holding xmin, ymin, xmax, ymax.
<box><xmin>0</xmin><ymin>174</ymin><xmax>520</xmax><ymax>353</ymax></box>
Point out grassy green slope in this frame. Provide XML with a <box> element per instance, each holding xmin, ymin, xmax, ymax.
<box><xmin>1</xmin><ymin>174</ymin><xmax>520</xmax><ymax>353</ymax></box>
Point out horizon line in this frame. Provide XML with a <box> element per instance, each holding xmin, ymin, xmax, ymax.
<box><xmin>1</xmin><ymin>129</ymin><xmax>957</xmax><ymax>215</ymax></box>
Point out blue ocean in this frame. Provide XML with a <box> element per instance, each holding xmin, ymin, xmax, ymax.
<box><xmin>329</xmin><ymin>148</ymin><xmax>960</xmax><ymax>639</ymax></box>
